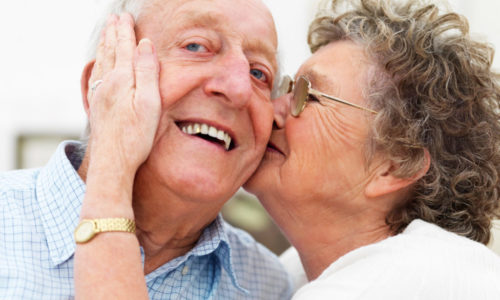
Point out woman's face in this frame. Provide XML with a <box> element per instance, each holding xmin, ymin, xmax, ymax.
<box><xmin>245</xmin><ymin>40</ymin><xmax>377</xmax><ymax>219</ymax></box>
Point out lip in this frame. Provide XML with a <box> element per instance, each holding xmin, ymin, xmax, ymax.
<box><xmin>175</xmin><ymin>118</ymin><xmax>238</xmax><ymax>149</ymax></box>
<box><xmin>266</xmin><ymin>141</ymin><xmax>284</xmax><ymax>156</ymax></box>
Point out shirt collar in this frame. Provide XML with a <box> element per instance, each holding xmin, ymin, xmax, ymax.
<box><xmin>145</xmin><ymin>215</ymin><xmax>248</xmax><ymax>294</ymax></box>
<box><xmin>36</xmin><ymin>141</ymin><xmax>85</xmax><ymax>265</ymax></box>
<box><xmin>196</xmin><ymin>215</ymin><xmax>248</xmax><ymax>294</ymax></box>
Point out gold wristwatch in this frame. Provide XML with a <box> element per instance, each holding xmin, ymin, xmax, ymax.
<box><xmin>74</xmin><ymin>218</ymin><xmax>136</xmax><ymax>243</ymax></box>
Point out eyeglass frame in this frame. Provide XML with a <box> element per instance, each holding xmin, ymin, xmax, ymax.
<box><xmin>274</xmin><ymin>75</ymin><xmax>378</xmax><ymax>117</ymax></box>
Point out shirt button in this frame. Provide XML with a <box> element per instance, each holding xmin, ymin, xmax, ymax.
<box><xmin>181</xmin><ymin>265</ymin><xmax>189</xmax><ymax>275</ymax></box>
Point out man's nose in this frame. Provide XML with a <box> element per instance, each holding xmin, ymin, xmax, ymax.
<box><xmin>272</xmin><ymin>93</ymin><xmax>290</xmax><ymax>129</ymax></box>
<box><xmin>204</xmin><ymin>54</ymin><xmax>253</xmax><ymax>109</ymax></box>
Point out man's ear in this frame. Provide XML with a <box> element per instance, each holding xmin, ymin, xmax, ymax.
<box><xmin>80</xmin><ymin>60</ymin><xmax>96</xmax><ymax>117</ymax></box>
<box><xmin>365</xmin><ymin>148</ymin><xmax>430</xmax><ymax>198</ymax></box>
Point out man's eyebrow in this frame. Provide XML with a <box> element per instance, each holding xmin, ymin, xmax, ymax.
<box><xmin>171</xmin><ymin>11</ymin><xmax>277</xmax><ymax>72</ymax></box>
<box><xmin>172</xmin><ymin>11</ymin><xmax>222</xmax><ymax>30</ymax></box>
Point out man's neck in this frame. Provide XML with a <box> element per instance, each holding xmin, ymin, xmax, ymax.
<box><xmin>132</xmin><ymin>166</ymin><xmax>224</xmax><ymax>273</ymax></box>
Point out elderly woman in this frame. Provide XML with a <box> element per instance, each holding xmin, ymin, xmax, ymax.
<box><xmin>245</xmin><ymin>0</ymin><xmax>500</xmax><ymax>298</ymax></box>
<box><xmin>75</xmin><ymin>0</ymin><xmax>500</xmax><ymax>299</ymax></box>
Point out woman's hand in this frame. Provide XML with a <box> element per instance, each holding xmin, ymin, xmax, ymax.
<box><xmin>86</xmin><ymin>13</ymin><xmax>161</xmax><ymax>176</ymax></box>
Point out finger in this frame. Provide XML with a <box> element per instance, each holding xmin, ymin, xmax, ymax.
<box><xmin>88</xmin><ymin>15</ymin><xmax>117</xmax><ymax>103</ymax></box>
<box><xmin>115</xmin><ymin>13</ymin><xmax>136</xmax><ymax>74</ymax></box>
<box><xmin>134</xmin><ymin>39</ymin><xmax>161</xmax><ymax>119</ymax></box>
<box><xmin>88</xmin><ymin>29</ymin><xmax>106</xmax><ymax>102</ymax></box>
<box><xmin>102</xmin><ymin>14</ymin><xmax>118</xmax><ymax>75</ymax></box>
<box><xmin>93</xmin><ymin>28</ymin><xmax>106</xmax><ymax>79</ymax></box>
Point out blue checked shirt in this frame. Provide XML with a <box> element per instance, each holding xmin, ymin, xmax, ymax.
<box><xmin>0</xmin><ymin>141</ymin><xmax>293</xmax><ymax>299</ymax></box>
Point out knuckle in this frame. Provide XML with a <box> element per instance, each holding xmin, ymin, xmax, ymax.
<box><xmin>117</xmin><ymin>35</ymin><xmax>134</xmax><ymax>44</ymax></box>
<box><xmin>104</xmin><ymin>43</ymin><xmax>115</xmax><ymax>55</ymax></box>
<box><xmin>135</xmin><ymin>59</ymin><xmax>158</xmax><ymax>74</ymax></box>
<box><xmin>115</xmin><ymin>65</ymin><xmax>133</xmax><ymax>75</ymax></box>
<box><xmin>134</xmin><ymin>64</ymin><xmax>155</xmax><ymax>74</ymax></box>
<box><xmin>108</xmin><ymin>73</ymin><xmax>133</xmax><ymax>87</ymax></box>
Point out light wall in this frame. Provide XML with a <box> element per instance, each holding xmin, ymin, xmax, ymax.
<box><xmin>1</xmin><ymin>0</ymin><xmax>499</xmax><ymax>253</ymax></box>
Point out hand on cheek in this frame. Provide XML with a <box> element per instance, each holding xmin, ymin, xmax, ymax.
<box><xmin>86</xmin><ymin>13</ymin><xmax>161</xmax><ymax>175</ymax></box>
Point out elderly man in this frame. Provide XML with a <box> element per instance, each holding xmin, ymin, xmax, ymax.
<box><xmin>0</xmin><ymin>0</ymin><xmax>292</xmax><ymax>299</ymax></box>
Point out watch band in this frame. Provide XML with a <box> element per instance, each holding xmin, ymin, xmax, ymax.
<box><xmin>74</xmin><ymin>218</ymin><xmax>136</xmax><ymax>244</ymax></box>
<box><xmin>95</xmin><ymin>218</ymin><xmax>136</xmax><ymax>233</ymax></box>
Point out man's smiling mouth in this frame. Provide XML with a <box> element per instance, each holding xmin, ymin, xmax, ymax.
<box><xmin>178</xmin><ymin>122</ymin><xmax>234</xmax><ymax>151</ymax></box>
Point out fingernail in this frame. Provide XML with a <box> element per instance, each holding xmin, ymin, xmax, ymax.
<box><xmin>138</xmin><ymin>38</ymin><xmax>153</xmax><ymax>55</ymax></box>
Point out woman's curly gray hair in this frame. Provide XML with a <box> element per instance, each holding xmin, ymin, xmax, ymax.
<box><xmin>309</xmin><ymin>0</ymin><xmax>500</xmax><ymax>244</ymax></box>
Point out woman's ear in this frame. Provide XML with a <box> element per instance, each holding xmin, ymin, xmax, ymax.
<box><xmin>80</xmin><ymin>60</ymin><xmax>96</xmax><ymax>117</ymax></box>
<box><xmin>365</xmin><ymin>148</ymin><xmax>430</xmax><ymax>198</ymax></box>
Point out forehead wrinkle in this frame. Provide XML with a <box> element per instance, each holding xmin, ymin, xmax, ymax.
<box><xmin>137</xmin><ymin>3</ymin><xmax>226</xmax><ymax>38</ymax></box>
<box><xmin>171</xmin><ymin>11</ymin><xmax>225</xmax><ymax>31</ymax></box>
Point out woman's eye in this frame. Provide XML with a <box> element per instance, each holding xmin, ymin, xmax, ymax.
<box><xmin>185</xmin><ymin>43</ymin><xmax>207</xmax><ymax>52</ymax></box>
<box><xmin>250</xmin><ymin>68</ymin><xmax>267</xmax><ymax>82</ymax></box>
<box><xmin>308</xmin><ymin>94</ymin><xmax>320</xmax><ymax>102</ymax></box>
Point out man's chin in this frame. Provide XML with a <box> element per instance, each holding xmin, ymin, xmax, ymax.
<box><xmin>149</xmin><ymin>166</ymin><xmax>237</xmax><ymax>200</ymax></box>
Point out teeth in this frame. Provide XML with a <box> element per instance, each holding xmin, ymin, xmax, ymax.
<box><xmin>224</xmin><ymin>133</ymin><xmax>231</xmax><ymax>150</ymax></box>
<box><xmin>180</xmin><ymin>122</ymin><xmax>233</xmax><ymax>151</ymax></box>
<box><xmin>201</xmin><ymin>124</ymin><xmax>208</xmax><ymax>134</ymax></box>
<box><xmin>208</xmin><ymin>126</ymin><xmax>218</xmax><ymax>138</ymax></box>
<box><xmin>217</xmin><ymin>130</ymin><xmax>225</xmax><ymax>140</ymax></box>
<box><xmin>193</xmin><ymin>123</ymin><xmax>200</xmax><ymax>134</ymax></box>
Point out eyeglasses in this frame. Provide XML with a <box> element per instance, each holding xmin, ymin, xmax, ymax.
<box><xmin>274</xmin><ymin>75</ymin><xmax>378</xmax><ymax>117</ymax></box>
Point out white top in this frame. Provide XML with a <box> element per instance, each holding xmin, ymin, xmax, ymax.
<box><xmin>281</xmin><ymin>219</ymin><xmax>500</xmax><ymax>299</ymax></box>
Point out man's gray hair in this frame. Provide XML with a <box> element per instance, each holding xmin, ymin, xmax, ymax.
<box><xmin>86</xmin><ymin>0</ymin><xmax>145</xmax><ymax>61</ymax></box>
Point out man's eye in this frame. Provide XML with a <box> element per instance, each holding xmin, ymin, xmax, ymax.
<box><xmin>250</xmin><ymin>69</ymin><xmax>267</xmax><ymax>82</ymax></box>
<box><xmin>185</xmin><ymin>43</ymin><xmax>207</xmax><ymax>52</ymax></box>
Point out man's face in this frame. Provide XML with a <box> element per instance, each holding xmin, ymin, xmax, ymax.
<box><xmin>134</xmin><ymin>0</ymin><xmax>277</xmax><ymax>203</ymax></box>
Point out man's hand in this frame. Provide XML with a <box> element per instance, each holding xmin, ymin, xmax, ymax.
<box><xmin>86</xmin><ymin>13</ymin><xmax>161</xmax><ymax>175</ymax></box>
<box><xmin>75</xmin><ymin>16</ymin><xmax>156</xmax><ymax>300</ymax></box>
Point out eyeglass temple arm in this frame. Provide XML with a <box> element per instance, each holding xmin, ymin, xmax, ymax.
<box><xmin>309</xmin><ymin>88</ymin><xmax>378</xmax><ymax>114</ymax></box>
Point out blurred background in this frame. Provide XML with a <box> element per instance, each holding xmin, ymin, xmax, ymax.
<box><xmin>1</xmin><ymin>0</ymin><xmax>499</xmax><ymax>255</ymax></box>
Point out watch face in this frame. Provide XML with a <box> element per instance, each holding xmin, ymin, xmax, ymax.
<box><xmin>75</xmin><ymin>220</ymin><xmax>96</xmax><ymax>243</ymax></box>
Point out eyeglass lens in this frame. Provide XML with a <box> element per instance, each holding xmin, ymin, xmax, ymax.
<box><xmin>291</xmin><ymin>76</ymin><xmax>310</xmax><ymax>117</ymax></box>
